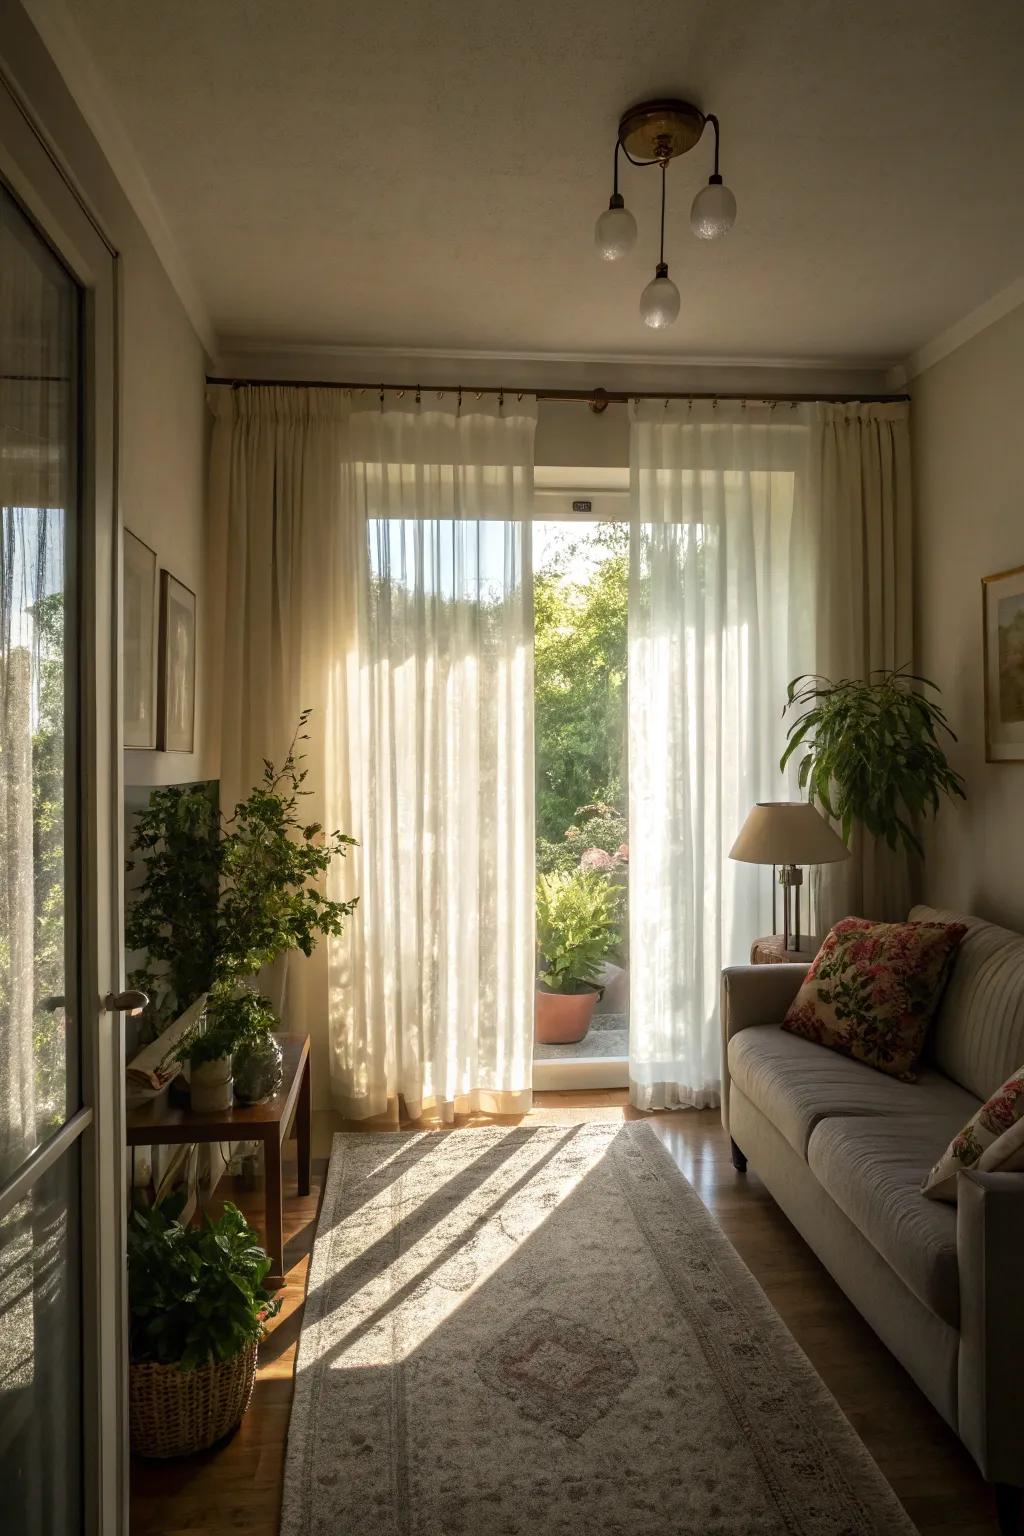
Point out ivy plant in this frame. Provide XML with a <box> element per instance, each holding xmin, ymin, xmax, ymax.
<box><xmin>536</xmin><ymin>869</ymin><xmax>620</xmax><ymax>994</ymax></box>
<box><xmin>780</xmin><ymin>668</ymin><xmax>966</xmax><ymax>856</ymax></box>
<box><xmin>128</xmin><ymin>1198</ymin><xmax>280</xmax><ymax>1370</ymax></box>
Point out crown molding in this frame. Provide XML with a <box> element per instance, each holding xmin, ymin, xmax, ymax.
<box><xmin>891</xmin><ymin>271</ymin><xmax>1024</xmax><ymax>388</ymax></box>
<box><xmin>218</xmin><ymin>336</ymin><xmax>897</xmax><ymax>374</ymax></box>
<box><xmin>23</xmin><ymin>0</ymin><xmax>215</xmax><ymax>356</ymax></box>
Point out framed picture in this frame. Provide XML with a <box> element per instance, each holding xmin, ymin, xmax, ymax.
<box><xmin>123</xmin><ymin>530</ymin><xmax>158</xmax><ymax>749</ymax></box>
<box><xmin>982</xmin><ymin>563</ymin><xmax>1024</xmax><ymax>762</ymax></box>
<box><xmin>157</xmin><ymin>571</ymin><xmax>197</xmax><ymax>752</ymax></box>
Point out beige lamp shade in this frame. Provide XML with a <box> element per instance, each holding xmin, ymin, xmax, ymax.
<box><xmin>729</xmin><ymin>801</ymin><xmax>851</xmax><ymax>866</ymax></box>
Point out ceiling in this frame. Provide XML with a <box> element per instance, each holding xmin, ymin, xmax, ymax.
<box><xmin>39</xmin><ymin>0</ymin><xmax>1024</xmax><ymax>367</ymax></box>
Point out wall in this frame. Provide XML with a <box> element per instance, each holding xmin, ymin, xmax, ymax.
<box><xmin>912</xmin><ymin>299</ymin><xmax>1024</xmax><ymax>930</ymax></box>
<box><xmin>3</xmin><ymin>2</ymin><xmax>211</xmax><ymax>788</ymax></box>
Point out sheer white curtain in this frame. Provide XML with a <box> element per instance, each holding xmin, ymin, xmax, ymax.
<box><xmin>208</xmin><ymin>388</ymin><xmax>536</xmax><ymax>1123</ymax></box>
<box><xmin>627</xmin><ymin>401</ymin><xmax>814</xmax><ymax>1110</ymax></box>
<box><xmin>344</xmin><ymin>400</ymin><xmax>536</xmax><ymax>1120</ymax></box>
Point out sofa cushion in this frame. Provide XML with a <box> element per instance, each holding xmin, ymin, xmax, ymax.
<box><xmin>807</xmin><ymin>1115</ymin><xmax>963</xmax><ymax>1326</ymax></box>
<box><xmin>922</xmin><ymin>1061</ymin><xmax>1024</xmax><ymax>1201</ymax></box>
<box><xmin>781</xmin><ymin>917</ymin><xmax>966</xmax><ymax>1081</ymax></box>
<box><xmin>728</xmin><ymin>1024</ymin><xmax>981</xmax><ymax>1158</ymax></box>
<box><xmin>911</xmin><ymin>904</ymin><xmax>1024</xmax><ymax>1101</ymax></box>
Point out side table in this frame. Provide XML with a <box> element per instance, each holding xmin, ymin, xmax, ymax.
<box><xmin>126</xmin><ymin>1033</ymin><xmax>311</xmax><ymax>1289</ymax></box>
<box><xmin>750</xmin><ymin>933</ymin><xmax>821</xmax><ymax>966</ymax></box>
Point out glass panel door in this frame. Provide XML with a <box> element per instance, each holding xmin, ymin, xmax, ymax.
<box><xmin>0</xmin><ymin>177</ymin><xmax>83</xmax><ymax>1535</ymax></box>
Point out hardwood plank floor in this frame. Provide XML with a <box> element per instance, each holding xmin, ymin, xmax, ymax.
<box><xmin>130</xmin><ymin>1094</ymin><xmax>1000</xmax><ymax>1536</ymax></box>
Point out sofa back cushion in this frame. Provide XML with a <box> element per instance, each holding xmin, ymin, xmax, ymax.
<box><xmin>911</xmin><ymin>904</ymin><xmax>1024</xmax><ymax>1100</ymax></box>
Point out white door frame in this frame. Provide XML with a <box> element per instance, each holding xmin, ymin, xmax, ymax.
<box><xmin>0</xmin><ymin>57</ymin><xmax>126</xmax><ymax>1536</ymax></box>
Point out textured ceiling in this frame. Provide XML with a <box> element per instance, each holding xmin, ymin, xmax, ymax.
<box><xmin>51</xmin><ymin>0</ymin><xmax>1024</xmax><ymax>364</ymax></box>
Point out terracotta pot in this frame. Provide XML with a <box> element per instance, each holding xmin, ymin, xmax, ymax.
<box><xmin>190</xmin><ymin>1055</ymin><xmax>233</xmax><ymax>1112</ymax></box>
<box><xmin>535</xmin><ymin>987</ymin><xmax>599</xmax><ymax>1044</ymax></box>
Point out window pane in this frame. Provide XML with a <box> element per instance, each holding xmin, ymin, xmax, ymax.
<box><xmin>0</xmin><ymin>1143</ymin><xmax>82</xmax><ymax>1534</ymax></box>
<box><xmin>0</xmin><ymin>183</ymin><xmax>79</xmax><ymax>1184</ymax></box>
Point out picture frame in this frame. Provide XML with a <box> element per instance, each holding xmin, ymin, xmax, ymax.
<box><xmin>982</xmin><ymin>563</ymin><xmax>1024</xmax><ymax>762</ymax></box>
<box><xmin>123</xmin><ymin>530</ymin><xmax>158</xmax><ymax>749</ymax></box>
<box><xmin>157</xmin><ymin>570</ymin><xmax>197</xmax><ymax>753</ymax></box>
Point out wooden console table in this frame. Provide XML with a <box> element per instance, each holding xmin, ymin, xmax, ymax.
<box><xmin>126</xmin><ymin>1033</ymin><xmax>311</xmax><ymax>1289</ymax></box>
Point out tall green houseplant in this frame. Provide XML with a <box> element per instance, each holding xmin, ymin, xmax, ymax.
<box><xmin>127</xmin><ymin>710</ymin><xmax>356</xmax><ymax>1045</ymax></box>
<box><xmin>781</xmin><ymin>668</ymin><xmax>966</xmax><ymax>855</ymax></box>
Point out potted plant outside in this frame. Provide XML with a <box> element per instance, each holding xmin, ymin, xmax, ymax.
<box><xmin>781</xmin><ymin>668</ymin><xmax>966</xmax><ymax>853</ymax></box>
<box><xmin>535</xmin><ymin>869</ymin><xmax>621</xmax><ymax>1044</ymax></box>
<box><xmin>127</xmin><ymin>1197</ymin><xmax>281</xmax><ymax>1457</ymax></box>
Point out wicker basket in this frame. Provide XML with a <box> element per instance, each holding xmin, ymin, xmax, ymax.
<box><xmin>130</xmin><ymin>1338</ymin><xmax>258</xmax><ymax>1458</ymax></box>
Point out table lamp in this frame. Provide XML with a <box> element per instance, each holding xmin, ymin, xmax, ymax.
<box><xmin>729</xmin><ymin>801</ymin><xmax>850</xmax><ymax>951</ymax></box>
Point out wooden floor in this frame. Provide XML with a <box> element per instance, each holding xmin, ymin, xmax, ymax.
<box><xmin>130</xmin><ymin>1092</ymin><xmax>1000</xmax><ymax>1536</ymax></box>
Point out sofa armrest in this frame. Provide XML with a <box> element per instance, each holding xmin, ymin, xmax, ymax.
<box><xmin>719</xmin><ymin>964</ymin><xmax>809</xmax><ymax>1134</ymax></box>
<box><xmin>956</xmin><ymin>1169</ymin><xmax>1024</xmax><ymax>1483</ymax></box>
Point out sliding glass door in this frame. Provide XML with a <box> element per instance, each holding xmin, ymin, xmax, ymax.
<box><xmin>0</xmin><ymin>65</ymin><xmax>124</xmax><ymax>1536</ymax></box>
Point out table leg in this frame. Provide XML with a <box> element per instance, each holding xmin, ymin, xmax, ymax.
<box><xmin>297</xmin><ymin>1053</ymin><xmax>311</xmax><ymax>1198</ymax></box>
<box><xmin>264</xmin><ymin>1132</ymin><xmax>284</xmax><ymax>1289</ymax></box>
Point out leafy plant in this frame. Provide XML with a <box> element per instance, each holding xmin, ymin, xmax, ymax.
<box><xmin>127</xmin><ymin>710</ymin><xmax>357</xmax><ymax>1045</ymax></box>
<box><xmin>169</xmin><ymin>988</ymin><xmax>277</xmax><ymax>1070</ymax></box>
<box><xmin>781</xmin><ymin>668</ymin><xmax>966</xmax><ymax>856</ymax></box>
<box><xmin>128</xmin><ymin>1198</ymin><xmax>280</xmax><ymax>1370</ymax></box>
<box><xmin>536</xmin><ymin>869</ymin><xmax>620</xmax><ymax>994</ymax></box>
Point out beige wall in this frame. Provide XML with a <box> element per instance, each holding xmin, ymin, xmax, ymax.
<box><xmin>3</xmin><ymin>3</ymin><xmax>211</xmax><ymax>788</ymax></box>
<box><xmin>912</xmin><ymin>300</ymin><xmax>1024</xmax><ymax>930</ymax></box>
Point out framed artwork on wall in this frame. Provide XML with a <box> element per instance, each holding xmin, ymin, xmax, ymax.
<box><xmin>123</xmin><ymin>530</ymin><xmax>158</xmax><ymax>749</ymax></box>
<box><xmin>157</xmin><ymin>570</ymin><xmax>197</xmax><ymax>752</ymax></box>
<box><xmin>982</xmin><ymin>563</ymin><xmax>1024</xmax><ymax>762</ymax></box>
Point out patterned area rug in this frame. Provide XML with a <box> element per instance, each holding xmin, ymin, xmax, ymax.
<box><xmin>281</xmin><ymin>1125</ymin><xmax>916</xmax><ymax>1536</ymax></box>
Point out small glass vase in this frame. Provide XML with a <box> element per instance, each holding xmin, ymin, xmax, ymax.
<box><xmin>232</xmin><ymin>1034</ymin><xmax>284</xmax><ymax>1106</ymax></box>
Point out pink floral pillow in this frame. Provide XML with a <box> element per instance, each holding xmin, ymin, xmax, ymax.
<box><xmin>781</xmin><ymin>917</ymin><xmax>966</xmax><ymax>1081</ymax></box>
<box><xmin>922</xmin><ymin>1065</ymin><xmax>1024</xmax><ymax>1202</ymax></box>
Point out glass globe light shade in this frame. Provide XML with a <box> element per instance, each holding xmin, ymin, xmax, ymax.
<box><xmin>594</xmin><ymin>197</ymin><xmax>637</xmax><ymax>261</ymax></box>
<box><xmin>690</xmin><ymin>177</ymin><xmax>737</xmax><ymax>240</ymax></box>
<box><xmin>639</xmin><ymin>264</ymin><xmax>681</xmax><ymax>330</ymax></box>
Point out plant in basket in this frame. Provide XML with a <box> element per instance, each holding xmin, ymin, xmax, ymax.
<box><xmin>127</xmin><ymin>1195</ymin><xmax>280</xmax><ymax>1457</ymax></box>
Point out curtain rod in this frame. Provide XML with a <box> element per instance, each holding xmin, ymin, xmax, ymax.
<box><xmin>206</xmin><ymin>375</ymin><xmax>909</xmax><ymax>410</ymax></box>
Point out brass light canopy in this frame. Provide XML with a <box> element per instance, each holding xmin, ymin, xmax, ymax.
<box><xmin>594</xmin><ymin>93</ymin><xmax>738</xmax><ymax>328</ymax></box>
<box><xmin>617</xmin><ymin>98</ymin><xmax>706</xmax><ymax>164</ymax></box>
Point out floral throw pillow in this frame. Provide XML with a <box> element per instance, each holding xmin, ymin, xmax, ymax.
<box><xmin>781</xmin><ymin>917</ymin><xmax>967</xmax><ymax>1081</ymax></box>
<box><xmin>922</xmin><ymin>1066</ymin><xmax>1024</xmax><ymax>1202</ymax></box>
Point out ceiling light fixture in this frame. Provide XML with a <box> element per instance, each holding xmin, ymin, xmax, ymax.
<box><xmin>594</xmin><ymin>98</ymin><xmax>737</xmax><ymax>329</ymax></box>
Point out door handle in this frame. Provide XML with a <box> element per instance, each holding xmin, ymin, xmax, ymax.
<box><xmin>103</xmin><ymin>989</ymin><xmax>149</xmax><ymax>1016</ymax></box>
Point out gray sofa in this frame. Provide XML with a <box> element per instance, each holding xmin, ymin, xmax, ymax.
<box><xmin>721</xmin><ymin>904</ymin><xmax>1024</xmax><ymax>1530</ymax></box>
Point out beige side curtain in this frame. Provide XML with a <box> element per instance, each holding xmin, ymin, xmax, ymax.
<box><xmin>808</xmin><ymin>403</ymin><xmax>913</xmax><ymax>926</ymax></box>
<box><xmin>207</xmin><ymin>386</ymin><xmax>537</xmax><ymax>1123</ymax></box>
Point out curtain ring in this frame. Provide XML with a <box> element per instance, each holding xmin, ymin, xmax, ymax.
<box><xmin>770</xmin><ymin>400</ymin><xmax>778</xmax><ymax>411</ymax></box>
<box><xmin>379</xmin><ymin>383</ymin><xmax>385</xmax><ymax>411</ymax></box>
<box><xmin>790</xmin><ymin>400</ymin><xmax>798</xmax><ymax>409</ymax></box>
<box><xmin>664</xmin><ymin>397</ymin><xmax>669</xmax><ymax>409</ymax></box>
<box><xmin>712</xmin><ymin>397</ymin><xmax>718</xmax><ymax>410</ymax></box>
<box><xmin>498</xmin><ymin>387</ymin><xmax>504</xmax><ymax>408</ymax></box>
<box><xmin>457</xmin><ymin>386</ymin><xmax>463</xmax><ymax>410</ymax></box>
<box><xmin>397</xmin><ymin>388</ymin><xmax>405</xmax><ymax>399</ymax></box>
<box><xmin>517</xmin><ymin>391</ymin><xmax>523</xmax><ymax>402</ymax></box>
<box><xmin>415</xmin><ymin>385</ymin><xmax>421</xmax><ymax>404</ymax></box>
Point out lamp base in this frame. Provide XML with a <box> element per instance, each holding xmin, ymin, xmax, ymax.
<box><xmin>777</xmin><ymin>864</ymin><xmax>804</xmax><ymax>951</ymax></box>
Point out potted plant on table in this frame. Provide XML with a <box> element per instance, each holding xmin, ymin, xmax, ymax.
<box><xmin>535</xmin><ymin>869</ymin><xmax>621</xmax><ymax>1044</ymax></box>
<box><xmin>128</xmin><ymin>1195</ymin><xmax>280</xmax><ymax>1457</ymax></box>
<box><xmin>128</xmin><ymin>710</ymin><xmax>357</xmax><ymax>1106</ymax></box>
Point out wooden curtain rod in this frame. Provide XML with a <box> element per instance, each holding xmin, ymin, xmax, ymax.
<box><xmin>206</xmin><ymin>375</ymin><xmax>909</xmax><ymax>411</ymax></box>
